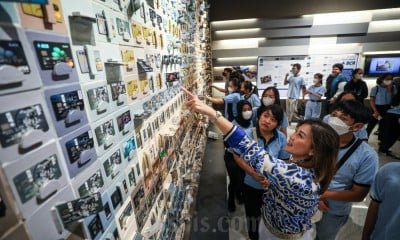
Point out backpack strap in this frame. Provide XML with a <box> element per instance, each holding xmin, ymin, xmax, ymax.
<box><xmin>335</xmin><ymin>139</ymin><xmax>363</xmax><ymax>173</ymax></box>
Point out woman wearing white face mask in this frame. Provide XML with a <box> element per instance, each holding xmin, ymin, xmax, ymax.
<box><xmin>302</xmin><ymin>73</ymin><xmax>326</xmax><ymax>120</ymax></box>
<box><xmin>366</xmin><ymin>73</ymin><xmax>398</xmax><ymax>138</ymax></box>
<box><xmin>224</xmin><ymin>100</ymin><xmax>254</xmax><ymax>212</ymax></box>
<box><xmin>253</xmin><ymin>87</ymin><xmax>289</xmax><ymax>137</ymax></box>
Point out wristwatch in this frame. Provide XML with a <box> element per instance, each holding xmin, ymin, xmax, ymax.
<box><xmin>210</xmin><ymin>111</ymin><xmax>222</xmax><ymax>123</ymax></box>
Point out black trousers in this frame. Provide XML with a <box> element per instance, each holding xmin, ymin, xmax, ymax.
<box><xmin>366</xmin><ymin>104</ymin><xmax>391</xmax><ymax>138</ymax></box>
<box><xmin>379</xmin><ymin>112</ymin><xmax>400</xmax><ymax>152</ymax></box>
<box><xmin>224</xmin><ymin>151</ymin><xmax>245</xmax><ymax>203</ymax></box>
<box><xmin>243</xmin><ymin>184</ymin><xmax>264</xmax><ymax>240</ymax></box>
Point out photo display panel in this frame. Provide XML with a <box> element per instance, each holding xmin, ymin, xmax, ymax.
<box><xmin>33</xmin><ymin>41</ymin><xmax>74</xmax><ymax>70</ymax></box>
<box><xmin>257</xmin><ymin>54</ymin><xmax>358</xmax><ymax>97</ymax></box>
<box><xmin>0</xmin><ymin>40</ymin><xmax>31</xmax><ymax>74</ymax></box>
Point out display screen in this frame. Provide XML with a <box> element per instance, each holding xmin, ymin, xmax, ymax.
<box><xmin>365</xmin><ymin>55</ymin><xmax>400</xmax><ymax>76</ymax></box>
<box><xmin>65</xmin><ymin>130</ymin><xmax>94</xmax><ymax>164</ymax></box>
<box><xmin>110</xmin><ymin>82</ymin><xmax>126</xmax><ymax>101</ymax></box>
<box><xmin>33</xmin><ymin>41</ymin><xmax>74</xmax><ymax>70</ymax></box>
<box><xmin>103</xmin><ymin>149</ymin><xmax>122</xmax><ymax>179</ymax></box>
<box><xmin>166</xmin><ymin>72</ymin><xmax>179</xmax><ymax>82</ymax></box>
<box><xmin>87</xmin><ymin>86</ymin><xmax>110</xmax><ymax>111</ymax></box>
<box><xmin>111</xmin><ymin>186</ymin><xmax>122</xmax><ymax>209</ymax></box>
<box><xmin>50</xmin><ymin>90</ymin><xmax>84</xmax><ymax>121</ymax></box>
<box><xmin>123</xmin><ymin>138</ymin><xmax>136</xmax><ymax>159</ymax></box>
<box><xmin>0</xmin><ymin>40</ymin><xmax>30</xmax><ymax>74</ymax></box>
<box><xmin>13</xmin><ymin>154</ymin><xmax>61</xmax><ymax>204</ymax></box>
<box><xmin>94</xmin><ymin>119</ymin><xmax>115</xmax><ymax>147</ymax></box>
<box><xmin>88</xmin><ymin>214</ymin><xmax>103</xmax><ymax>239</ymax></box>
<box><xmin>56</xmin><ymin>193</ymin><xmax>103</xmax><ymax>224</ymax></box>
<box><xmin>116</xmin><ymin>110</ymin><xmax>131</xmax><ymax>132</ymax></box>
<box><xmin>0</xmin><ymin>104</ymin><xmax>49</xmax><ymax>148</ymax></box>
<box><xmin>78</xmin><ymin>170</ymin><xmax>104</xmax><ymax>197</ymax></box>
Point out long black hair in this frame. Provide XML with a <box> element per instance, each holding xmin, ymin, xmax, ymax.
<box><xmin>234</xmin><ymin>100</ymin><xmax>253</xmax><ymax>128</ymax></box>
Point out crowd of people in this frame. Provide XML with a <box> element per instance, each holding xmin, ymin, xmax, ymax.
<box><xmin>181</xmin><ymin>62</ymin><xmax>400</xmax><ymax>240</ymax></box>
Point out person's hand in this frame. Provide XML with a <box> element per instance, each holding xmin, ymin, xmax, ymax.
<box><xmin>285</xmin><ymin>73</ymin><xmax>290</xmax><ymax>77</ymax></box>
<box><xmin>181</xmin><ymin>87</ymin><xmax>214</xmax><ymax>116</ymax></box>
<box><xmin>301</xmin><ymin>99</ymin><xmax>307</xmax><ymax>104</ymax></box>
<box><xmin>254</xmin><ymin>174</ymin><xmax>269</xmax><ymax>188</ymax></box>
<box><xmin>372</xmin><ymin>111</ymin><xmax>380</xmax><ymax>119</ymax></box>
<box><xmin>328</xmin><ymin>98</ymin><xmax>335</xmax><ymax>104</ymax></box>
<box><xmin>318</xmin><ymin>199</ymin><xmax>329</xmax><ymax>212</ymax></box>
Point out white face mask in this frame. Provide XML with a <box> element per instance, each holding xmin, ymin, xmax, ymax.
<box><xmin>242</xmin><ymin>110</ymin><xmax>253</xmax><ymax>120</ymax></box>
<box><xmin>262</xmin><ymin>97</ymin><xmax>274</xmax><ymax>106</ymax></box>
<box><xmin>383</xmin><ymin>80</ymin><xmax>392</xmax><ymax>86</ymax></box>
<box><xmin>228</xmin><ymin>87</ymin><xmax>234</xmax><ymax>93</ymax></box>
<box><xmin>328</xmin><ymin>116</ymin><xmax>350</xmax><ymax>135</ymax></box>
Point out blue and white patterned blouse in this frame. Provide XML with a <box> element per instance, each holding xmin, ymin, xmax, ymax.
<box><xmin>224</xmin><ymin>125</ymin><xmax>320</xmax><ymax>234</ymax></box>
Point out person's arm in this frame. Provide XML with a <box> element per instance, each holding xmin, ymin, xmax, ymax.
<box><xmin>333</xmin><ymin>81</ymin><xmax>347</xmax><ymax>99</ymax></box>
<box><xmin>369</xmin><ymin>96</ymin><xmax>380</xmax><ymax>119</ymax></box>
<box><xmin>252</xmin><ymin>94</ymin><xmax>261</xmax><ymax>108</ymax></box>
<box><xmin>183</xmin><ymin>87</ymin><xmax>233</xmax><ymax>134</ymax></box>
<box><xmin>212</xmin><ymin>85</ymin><xmax>227</xmax><ymax>93</ymax></box>
<box><xmin>233</xmin><ymin>153</ymin><xmax>268</xmax><ymax>187</ymax></box>
<box><xmin>362</xmin><ymin>199</ymin><xmax>380</xmax><ymax>240</ymax></box>
<box><xmin>320</xmin><ymin>184</ymin><xmax>370</xmax><ymax>203</ymax></box>
<box><xmin>306</xmin><ymin>90</ymin><xmax>322</xmax><ymax>99</ymax></box>
<box><xmin>284</xmin><ymin>73</ymin><xmax>290</xmax><ymax>85</ymax></box>
<box><xmin>205</xmin><ymin>95</ymin><xmax>224</xmax><ymax>105</ymax></box>
<box><xmin>360</xmin><ymin>81</ymin><xmax>369</xmax><ymax>100</ymax></box>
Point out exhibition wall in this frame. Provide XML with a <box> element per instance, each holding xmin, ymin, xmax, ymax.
<box><xmin>0</xmin><ymin>0</ymin><xmax>212</xmax><ymax>239</ymax></box>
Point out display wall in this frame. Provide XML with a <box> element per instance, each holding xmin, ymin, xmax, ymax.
<box><xmin>0</xmin><ymin>0</ymin><xmax>212</xmax><ymax>239</ymax></box>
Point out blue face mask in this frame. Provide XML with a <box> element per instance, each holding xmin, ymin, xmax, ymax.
<box><xmin>290</xmin><ymin>70</ymin><xmax>297</xmax><ymax>75</ymax></box>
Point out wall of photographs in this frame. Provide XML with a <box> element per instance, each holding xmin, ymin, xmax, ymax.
<box><xmin>0</xmin><ymin>0</ymin><xmax>212</xmax><ymax>239</ymax></box>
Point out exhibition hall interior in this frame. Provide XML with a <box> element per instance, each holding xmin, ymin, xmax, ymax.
<box><xmin>0</xmin><ymin>0</ymin><xmax>399</xmax><ymax>239</ymax></box>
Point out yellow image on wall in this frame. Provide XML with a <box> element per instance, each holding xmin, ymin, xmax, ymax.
<box><xmin>131</xmin><ymin>23</ymin><xmax>143</xmax><ymax>44</ymax></box>
<box><xmin>21</xmin><ymin>0</ymin><xmax>63</xmax><ymax>23</ymax></box>
<box><xmin>127</xmin><ymin>79</ymin><xmax>139</xmax><ymax>100</ymax></box>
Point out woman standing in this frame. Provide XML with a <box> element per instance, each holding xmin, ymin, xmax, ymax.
<box><xmin>234</xmin><ymin>104</ymin><xmax>289</xmax><ymax>240</ymax></box>
<box><xmin>241</xmin><ymin>80</ymin><xmax>261</xmax><ymax>109</ymax></box>
<box><xmin>257</xmin><ymin>87</ymin><xmax>289</xmax><ymax>136</ymax></box>
<box><xmin>182</xmin><ymin>87</ymin><xmax>339</xmax><ymax>239</ymax></box>
<box><xmin>366</xmin><ymin>74</ymin><xmax>397</xmax><ymax>137</ymax></box>
<box><xmin>344</xmin><ymin>68</ymin><xmax>368</xmax><ymax>103</ymax></box>
<box><xmin>302</xmin><ymin>73</ymin><xmax>326</xmax><ymax>119</ymax></box>
<box><xmin>225</xmin><ymin>100</ymin><xmax>254</xmax><ymax>211</ymax></box>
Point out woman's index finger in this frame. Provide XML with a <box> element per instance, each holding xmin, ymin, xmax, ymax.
<box><xmin>180</xmin><ymin>87</ymin><xmax>195</xmax><ymax>99</ymax></box>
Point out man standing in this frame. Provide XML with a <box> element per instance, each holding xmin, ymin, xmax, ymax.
<box><xmin>325</xmin><ymin>63</ymin><xmax>348</xmax><ymax>113</ymax></box>
<box><xmin>316</xmin><ymin>100</ymin><xmax>379</xmax><ymax>240</ymax></box>
<box><xmin>362</xmin><ymin>162</ymin><xmax>400</xmax><ymax>240</ymax></box>
<box><xmin>283</xmin><ymin>63</ymin><xmax>304</xmax><ymax>124</ymax></box>
<box><xmin>212</xmin><ymin>68</ymin><xmax>233</xmax><ymax>96</ymax></box>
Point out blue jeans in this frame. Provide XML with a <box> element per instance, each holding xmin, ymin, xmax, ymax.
<box><xmin>315</xmin><ymin>212</ymin><xmax>349</xmax><ymax>240</ymax></box>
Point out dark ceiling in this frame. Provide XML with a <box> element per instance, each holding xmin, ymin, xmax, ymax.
<box><xmin>209</xmin><ymin>0</ymin><xmax>400</xmax><ymax>21</ymax></box>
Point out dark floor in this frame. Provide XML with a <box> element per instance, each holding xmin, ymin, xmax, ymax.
<box><xmin>191</xmin><ymin>125</ymin><xmax>229</xmax><ymax>240</ymax></box>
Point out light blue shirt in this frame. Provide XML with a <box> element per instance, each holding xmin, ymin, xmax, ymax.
<box><xmin>241</xmin><ymin>93</ymin><xmax>261</xmax><ymax>109</ymax></box>
<box><xmin>243</xmin><ymin>129</ymin><xmax>290</xmax><ymax>189</ymax></box>
<box><xmin>307</xmin><ymin>85</ymin><xmax>326</xmax><ymax>101</ymax></box>
<box><xmin>322</xmin><ymin>115</ymin><xmax>368</xmax><ymax>140</ymax></box>
<box><xmin>327</xmin><ymin>138</ymin><xmax>378</xmax><ymax>216</ymax></box>
<box><xmin>370</xmin><ymin>162</ymin><xmax>400</xmax><ymax>240</ymax></box>
<box><xmin>223</xmin><ymin>92</ymin><xmax>241</xmax><ymax>120</ymax></box>
<box><xmin>287</xmin><ymin>75</ymin><xmax>304</xmax><ymax>99</ymax></box>
<box><xmin>370</xmin><ymin>85</ymin><xmax>398</xmax><ymax>105</ymax></box>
